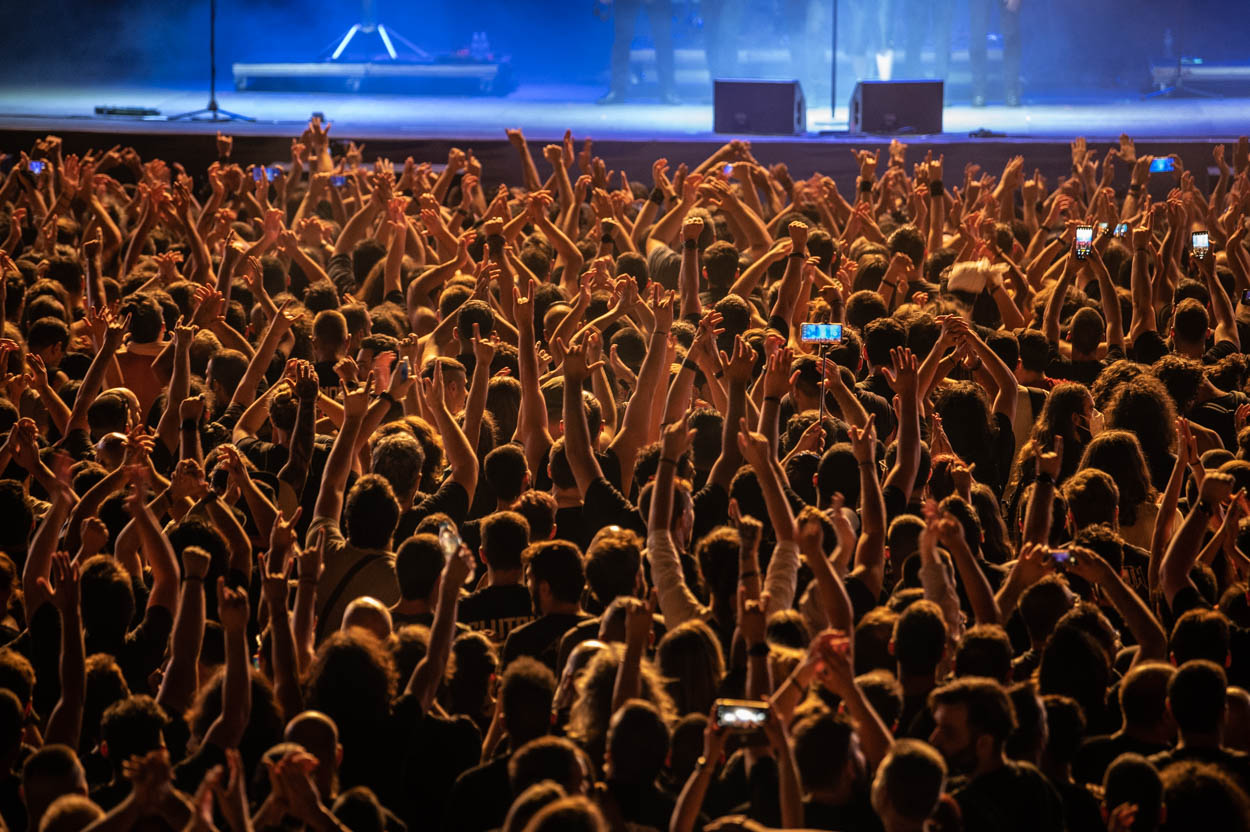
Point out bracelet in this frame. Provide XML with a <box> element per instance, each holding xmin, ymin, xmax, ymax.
<box><xmin>183</xmin><ymin>575</ymin><xmax>203</xmax><ymax>583</ymax></box>
<box><xmin>649</xmin><ymin>187</ymin><xmax>665</xmax><ymax>204</ymax></box>
<box><xmin>486</xmin><ymin>233</ymin><xmax>505</xmax><ymax>253</ymax></box>
<box><xmin>683</xmin><ymin>239</ymin><xmax>698</xmax><ymax>250</ymax></box>
<box><xmin>180</xmin><ymin>419</ymin><xmax>198</xmax><ymax>432</ymax></box>
<box><xmin>1196</xmin><ymin>499</ymin><xmax>1215</xmax><ymax>516</ymax></box>
<box><xmin>659</xmin><ymin>456</ymin><xmax>679</xmax><ymax>468</ymax></box>
<box><xmin>788</xmin><ymin>252</ymin><xmax>807</xmax><ymax>260</ymax></box>
<box><xmin>680</xmin><ymin>355</ymin><xmax>698</xmax><ymax>373</ymax></box>
<box><xmin>1035</xmin><ymin>471</ymin><xmax>1056</xmax><ymax>487</ymax></box>
<box><xmin>929</xmin><ymin>180</ymin><xmax>945</xmax><ymax>197</ymax></box>
<box><xmin>739</xmin><ymin>570</ymin><xmax>759</xmax><ymax>580</ymax></box>
<box><xmin>747</xmin><ymin>642</ymin><xmax>771</xmax><ymax>658</ymax></box>
<box><xmin>377</xmin><ymin>391</ymin><xmax>398</xmax><ymax>405</ymax></box>
<box><xmin>713</xmin><ymin>370</ymin><xmax>724</xmax><ymax>380</ymax></box>
<box><xmin>764</xmin><ymin>395</ymin><xmax>781</xmax><ymax>404</ymax></box>
<box><xmin>857</xmin><ymin>460</ymin><xmax>876</xmax><ymax>468</ymax></box>
<box><xmin>858</xmin><ymin>179</ymin><xmax>874</xmax><ymax>193</ymax></box>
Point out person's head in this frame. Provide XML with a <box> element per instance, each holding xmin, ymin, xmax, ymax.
<box><xmin>500</xmin><ymin>657</ymin><xmax>557</xmax><ymax>745</ymax></box>
<box><xmin>1118</xmin><ymin>662</ymin><xmax>1177</xmax><ymax>741</ymax></box>
<box><xmin>793</xmin><ymin>710</ymin><xmax>862</xmax><ymax>797</ymax></box>
<box><xmin>481</xmin><ymin>511</ymin><xmax>530</xmax><ymax>574</ymax></box>
<box><xmin>1018</xmin><ymin>575</ymin><xmax>1075</xmax><ymax>647</ymax></box>
<box><xmin>892</xmin><ymin>599</ymin><xmax>947</xmax><ymax>679</ymax></box>
<box><xmin>702</xmin><ymin>242</ymin><xmax>740</xmax><ymax>294</ymax></box>
<box><xmin>693</xmin><ymin>526</ymin><xmax>740</xmax><ymax>606</ymax></box>
<box><xmin>1068</xmin><ymin>306</ymin><xmax>1105</xmax><ymax>357</ymax></box>
<box><xmin>26</xmin><ymin>317</ymin><xmax>69</xmax><ymax>368</ymax></box>
<box><xmin>304</xmin><ymin>629</ymin><xmax>398</xmax><ymax>735</ymax></box>
<box><xmin>1040</xmin><ymin>694</ymin><xmax>1086</xmax><ymax>773</ymax></box>
<box><xmin>21</xmin><ymin>745</ymin><xmax>87</xmax><ymax>831</ymax></box>
<box><xmin>928</xmin><ymin>677</ymin><xmax>1016</xmax><ymax>775</ymax></box>
<box><xmin>79</xmin><ymin>555</ymin><xmax>137</xmax><ymax>647</ymax></box>
<box><xmin>1016</xmin><ymin>328</ymin><xmax>1050</xmax><ymax>377</ymax></box>
<box><xmin>1152</xmin><ymin>355</ymin><xmax>1206</xmax><ymax>415</ymax></box>
<box><xmin>502</xmin><ymin>781</ymin><xmax>565</xmax><ymax>832</ymax></box>
<box><xmin>514</xmin><ymin>490</ymin><xmax>558</xmax><ymax>541</ymax></box>
<box><xmin>454</xmin><ymin>299</ymin><xmax>494</xmax><ymax>346</ymax></box>
<box><xmin>954</xmin><ymin>625</ymin><xmax>1013</xmax><ymax>684</ymax></box>
<box><xmin>1079</xmin><ymin>429</ymin><xmax>1156</xmax><ymax>526</ymax></box>
<box><xmin>519</xmin><ymin>796</ymin><xmax>607</xmax><ymax>832</ymax></box>
<box><xmin>846</xmin><ymin>290</ymin><xmax>889</xmax><ymax>331</ymax></box>
<box><xmin>370</xmin><ymin>433</ymin><xmax>426</xmax><ymax>504</ymax></box>
<box><xmin>1106</xmin><ymin>376</ymin><xmax>1177</xmax><ymax>469</ymax></box>
<box><xmin>344</xmin><ymin>473</ymin><xmax>400</xmax><ymax>550</ymax></box>
<box><xmin>863</xmin><ymin>317</ymin><xmax>907</xmax><ymax>371</ymax></box>
<box><xmin>1160</xmin><ymin>760</ymin><xmax>1250</xmax><ymax>832</ymax></box>
<box><xmin>1167</xmin><ymin>659</ymin><xmax>1228</xmax><ymax>737</ymax></box>
<box><xmin>36</xmin><ymin>794</ymin><xmax>102</xmax><ymax>832</ymax></box>
<box><xmin>584</xmin><ymin>528</ymin><xmax>642</xmax><ymax>608</ymax></box>
<box><xmin>331</xmin><ymin>787</ymin><xmax>387</xmax><ymax>832</ymax></box>
<box><xmin>312</xmin><ymin>309</ymin><xmax>349</xmax><ymax>357</ymax></box>
<box><xmin>284</xmin><ymin>710</ymin><xmax>343</xmax><ymax>799</ymax></box>
<box><xmin>485</xmin><ymin>444</ymin><xmax>530</xmax><ymax>504</ymax></box>
<box><xmin>1102</xmin><ymin>754</ymin><xmax>1164</xmax><ymax>832</ymax></box>
<box><xmin>524</xmin><ymin>540</ymin><xmax>584</xmax><ymax>614</ymax></box>
<box><xmin>340</xmin><ymin>597</ymin><xmax>393</xmax><ymax>640</ymax></box>
<box><xmin>1170</xmin><ymin>609</ymin><xmax>1231</xmax><ymax>667</ymax></box>
<box><xmin>1170</xmin><ymin>298</ymin><xmax>1211</xmax><ymax>349</ymax></box>
<box><xmin>394</xmin><ymin>534</ymin><xmax>444</xmax><ymax>603</ymax></box>
<box><xmin>120</xmin><ymin>293</ymin><xmax>164</xmax><ymax>344</ymax></box>
<box><xmin>100</xmin><ymin>696</ymin><xmax>167</xmax><ymax>777</ymax></box>
<box><xmin>509</xmin><ymin>737</ymin><xmax>587</xmax><ymax>796</ymax></box>
<box><xmin>870</xmin><ymin>739</ymin><xmax>946</xmax><ymax>830</ymax></box>
<box><xmin>604</xmin><ymin>699</ymin><xmax>669</xmax><ymax>785</ymax></box>
<box><xmin>1062</xmin><ymin>468</ymin><xmax>1120</xmax><ymax>531</ymax></box>
<box><xmin>656</xmin><ymin>619</ymin><xmax>725</xmax><ymax>717</ymax></box>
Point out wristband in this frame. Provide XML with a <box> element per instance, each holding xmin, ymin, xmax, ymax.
<box><xmin>788</xmin><ymin>252</ymin><xmax>807</xmax><ymax>260</ymax></box>
<box><xmin>929</xmin><ymin>180</ymin><xmax>945</xmax><ymax>197</ymax></box>
<box><xmin>183</xmin><ymin>574</ymin><xmax>203</xmax><ymax>583</ymax></box>
<box><xmin>659</xmin><ymin>456</ymin><xmax>679</xmax><ymax>468</ymax></box>
<box><xmin>1035</xmin><ymin>471</ymin><xmax>1056</xmax><ymax>487</ymax></box>
<box><xmin>747</xmin><ymin>641</ymin><xmax>770</xmax><ymax>658</ymax></box>
<box><xmin>1196</xmin><ymin>499</ymin><xmax>1215</xmax><ymax>516</ymax></box>
<box><xmin>764</xmin><ymin>395</ymin><xmax>781</xmax><ymax>404</ymax></box>
<box><xmin>486</xmin><ymin>233</ymin><xmax>505</xmax><ymax>254</ymax></box>
<box><xmin>858</xmin><ymin>459</ymin><xmax>876</xmax><ymax>468</ymax></box>
<box><xmin>180</xmin><ymin>419</ymin><xmax>199</xmax><ymax>432</ymax></box>
<box><xmin>858</xmin><ymin>178</ymin><xmax>874</xmax><ymax>193</ymax></box>
<box><xmin>1127</xmin><ymin>184</ymin><xmax>1142</xmax><ymax>194</ymax></box>
<box><xmin>377</xmin><ymin>391</ymin><xmax>398</xmax><ymax>405</ymax></box>
<box><xmin>714</xmin><ymin>370</ymin><xmax>724</xmax><ymax>380</ymax></box>
<box><xmin>683</xmin><ymin>239</ymin><xmax>698</xmax><ymax>250</ymax></box>
<box><xmin>680</xmin><ymin>355</ymin><xmax>698</xmax><ymax>373</ymax></box>
<box><xmin>738</xmin><ymin>570</ymin><xmax>759</xmax><ymax>580</ymax></box>
<box><xmin>649</xmin><ymin>187</ymin><xmax>665</xmax><ymax>205</ymax></box>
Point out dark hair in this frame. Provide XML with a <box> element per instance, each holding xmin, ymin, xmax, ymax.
<box><xmin>1062</xmin><ymin>468</ymin><xmax>1119</xmax><ymax>529</ymax></box>
<box><xmin>371</xmin><ymin>433</ymin><xmax>426</xmax><ymax>499</ymax></box>
<box><xmin>928</xmin><ymin>677</ymin><xmax>1017</xmax><ymax>745</ymax></box>
<box><xmin>1152</xmin><ymin>354</ymin><xmax>1205</xmax><ymax>414</ymax></box>
<box><xmin>500</xmin><ymin>657</ymin><xmax>557</xmax><ymax>743</ymax></box>
<box><xmin>1069</xmin><ymin>307</ymin><xmax>1105</xmax><ymax>355</ymax></box>
<box><xmin>605</xmin><ymin>700</ymin><xmax>669</xmax><ymax>785</ymax></box>
<box><xmin>100</xmin><ymin>696</ymin><xmax>168</xmax><ymax>773</ymax></box>
<box><xmin>508</xmin><ymin>736</ymin><xmax>584</xmax><ymax>795</ymax></box>
<box><xmin>1103</xmin><ymin>755</ymin><xmax>1163</xmax><ymax>831</ymax></box>
<box><xmin>1017</xmin><ymin>328</ymin><xmax>1050</xmax><ymax>373</ymax></box>
<box><xmin>395</xmin><ymin>534</ymin><xmax>444</xmax><ymax>601</ymax></box>
<box><xmin>954</xmin><ymin>625</ymin><xmax>1013</xmax><ymax>684</ymax></box>
<box><xmin>694</xmin><ymin>527</ymin><xmax>739</xmax><ymax>603</ymax></box>
<box><xmin>1171</xmin><ymin>297</ymin><xmax>1209</xmax><ymax>345</ymax></box>
<box><xmin>893</xmin><ymin>600</ymin><xmax>947</xmax><ymax>677</ymax></box>
<box><xmin>524</xmin><ymin>540</ymin><xmax>585</xmax><ymax>605</ymax></box>
<box><xmin>703</xmin><ymin>241</ymin><xmax>740</xmax><ymax>291</ymax></box>
<box><xmin>1041</xmin><ymin>694</ymin><xmax>1086</xmax><ymax>765</ymax></box>
<box><xmin>862</xmin><ymin>317</ymin><xmax>907</xmax><ymax>369</ymax></box>
<box><xmin>1078</xmin><ymin>430</ymin><xmax>1157</xmax><ymax>526</ymax></box>
<box><xmin>888</xmin><ymin>224</ymin><xmax>926</xmax><ymax>268</ymax></box>
<box><xmin>514</xmin><ymin>490</ymin><xmax>557</xmax><ymax>541</ymax></box>
<box><xmin>1018</xmin><ymin>575</ymin><xmax>1073</xmax><ymax>644</ymax></box>
<box><xmin>792</xmin><ymin>711</ymin><xmax>855</xmax><ymax>793</ymax></box>
<box><xmin>1106</xmin><ymin>376</ymin><xmax>1177</xmax><ymax>479</ymax></box>
<box><xmin>584</xmin><ymin>529</ymin><xmax>641</xmax><ymax>607</ymax></box>
<box><xmin>121</xmin><ymin>293</ymin><xmax>164</xmax><ymax>343</ymax></box>
<box><xmin>656</xmin><ymin>619</ymin><xmax>724</xmax><ymax>717</ymax></box>
<box><xmin>875</xmin><ymin>739</ymin><xmax>946</xmax><ymax>822</ymax></box>
<box><xmin>1170</xmin><ymin>609</ymin><xmax>1231</xmax><ymax>666</ymax></box>
<box><xmin>26</xmin><ymin>317</ymin><xmax>70</xmax><ymax>352</ymax></box>
<box><xmin>1168</xmin><ymin>659</ymin><xmax>1228</xmax><ymax>734</ymax></box>
<box><xmin>344</xmin><ymin>474</ymin><xmax>400</xmax><ymax>550</ymax></box>
<box><xmin>846</xmin><ymin>290</ymin><xmax>889</xmax><ymax>331</ymax></box>
<box><xmin>481</xmin><ymin>511</ymin><xmax>531</xmax><ymax>572</ymax></box>
<box><xmin>485</xmin><ymin>444</ymin><xmax>529</xmax><ymax>503</ymax></box>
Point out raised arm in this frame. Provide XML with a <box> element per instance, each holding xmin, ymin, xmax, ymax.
<box><xmin>560</xmin><ymin>336</ymin><xmax>607</xmax><ymax>496</ymax></box>
<box><xmin>1087</xmin><ymin>245</ymin><xmax>1124</xmax><ymax>351</ymax></box>
<box><xmin>262</xmin><ymin>510</ymin><xmax>304</xmax><ymax>720</ymax></box>
<box><xmin>42</xmin><ymin>554</ymin><xmax>85</xmax><ymax>750</ymax></box>
<box><xmin>512</xmin><ymin>283</ymin><xmax>553</xmax><ymax>473</ymax></box>
<box><xmin>1199</xmin><ymin>249</ymin><xmax>1239</xmax><ymax>348</ymax></box>
<box><xmin>406</xmin><ymin>546</ymin><xmax>471</xmax><ymax>712</ymax></box>
<box><xmin>313</xmin><ymin>378</ymin><xmax>371</xmax><ymax>523</ymax></box>
<box><xmin>678</xmin><ymin>216</ymin><xmax>704</xmax><ymax>320</ymax></box>
<box><xmin>64</xmin><ymin>311</ymin><xmax>127</xmax><ymax>436</ymax></box>
<box><xmin>848</xmin><ymin>415</ymin><xmax>886</xmax><ymax>600</ymax></box>
<box><xmin>202</xmin><ymin>581</ymin><xmax>251</xmax><ymax>750</ymax></box>
<box><xmin>1070</xmin><ymin>546</ymin><xmax>1166</xmax><ymax>664</ymax></box>
<box><xmin>768</xmin><ymin>222</ymin><xmax>808</xmax><ymax>328</ymax></box>
<box><xmin>881</xmin><ymin>348</ymin><xmax>921</xmax><ymax>500</ymax></box>
<box><xmin>155</xmin><ymin>546</ymin><xmax>208</xmax><ymax>718</ymax></box>
<box><xmin>1160</xmin><ymin>471</ymin><xmax>1233</xmax><ymax>607</ymax></box>
<box><xmin>958</xmin><ymin>320</ymin><xmax>1018</xmax><ymax>422</ymax></box>
<box><xmin>934</xmin><ymin>507</ymin><xmax>1001</xmax><ymax>626</ymax></box>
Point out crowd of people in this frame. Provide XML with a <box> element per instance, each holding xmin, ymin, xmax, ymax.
<box><xmin>0</xmin><ymin>121</ymin><xmax>1246</xmax><ymax>832</ymax></box>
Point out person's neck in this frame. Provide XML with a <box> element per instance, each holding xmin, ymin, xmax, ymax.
<box><xmin>496</xmin><ymin>498</ymin><xmax>517</xmax><ymax>512</ymax></box>
<box><xmin>809</xmin><ymin>781</ymin><xmax>855</xmax><ymax>806</ymax></box>
<box><xmin>392</xmin><ymin>598</ymin><xmax>433</xmax><ymax>616</ymax></box>
<box><xmin>1120</xmin><ymin>721</ymin><xmax>1174</xmax><ymax>747</ymax></box>
<box><xmin>897</xmin><ymin>670</ymin><xmax>937</xmax><ymax>698</ymax></box>
<box><xmin>543</xmin><ymin>601</ymin><xmax>580</xmax><ymax>617</ymax></box>
<box><xmin>314</xmin><ymin>346</ymin><xmax>342</xmax><ymax>363</ymax></box>
<box><xmin>973</xmin><ymin>749</ymin><xmax>1008</xmax><ymax>779</ymax></box>
<box><xmin>553</xmin><ymin>487</ymin><xmax>582</xmax><ymax>508</ymax></box>
<box><xmin>1018</xmin><ymin>369</ymin><xmax>1046</xmax><ymax>386</ymax></box>
<box><xmin>882</xmin><ymin>816</ymin><xmax>928</xmax><ymax>832</ymax></box>
<box><xmin>1175</xmin><ymin>341</ymin><xmax>1203</xmax><ymax>360</ymax></box>
<box><xmin>1198</xmin><ymin>378</ymin><xmax>1224</xmax><ymax>403</ymax></box>
<box><xmin>1177</xmin><ymin>729</ymin><xmax>1224</xmax><ymax>751</ymax></box>
<box><xmin>1041</xmin><ymin>757</ymin><xmax>1071</xmax><ymax>784</ymax></box>
<box><xmin>1071</xmin><ymin>349</ymin><xmax>1096</xmax><ymax>362</ymax></box>
<box><xmin>487</xmin><ymin>568</ymin><xmax>522</xmax><ymax>587</ymax></box>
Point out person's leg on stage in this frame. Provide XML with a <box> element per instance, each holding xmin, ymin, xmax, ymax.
<box><xmin>600</xmin><ymin>0</ymin><xmax>639</xmax><ymax>104</ymax></box>
<box><xmin>1000</xmin><ymin>0</ymin><xmax>1022</xmax><ymax>105</ymax></box>
<box><xmin>647</xmin><ymin>0</ymin><xmax>679</xmax><ymax>103</ymax></box>
<box><xmin>933</xmin><ymin>0</ymin><xmax>953</xmax><ymax>85</ymax></box>
<box><xmin>967</xmin><ymin>0</ymin><xmax>989</xmax><ymax>105</ymax></box>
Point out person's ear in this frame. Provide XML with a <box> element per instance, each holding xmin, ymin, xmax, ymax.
<box><xmin>887</xmin><ymin>638</ymin><xmax>896</xmax><ymax>656</ymax></box>
<box><xmin>452</xmin><ymin>326</ymin><xmax>460</xmax><ymax>342</ymax></box>
<box><xmin>100</xmin><ymin>741</ymin><xmax>109</xmax><ymax>760</ymax></box>
<box><xmin>479</xmin><ymin>547</ymin><xmax>487</xmax><ymax>565</ymax></box>
<box><xmin>336</xmin><ymin>744</ymin><xmax>343</xmax><ymax>767</ymax></box>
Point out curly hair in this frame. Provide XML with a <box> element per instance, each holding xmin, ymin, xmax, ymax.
<box><xmin>566</xmin><ymin>643</ymin><xmax>676</xmax><ymax>765</ymax></box>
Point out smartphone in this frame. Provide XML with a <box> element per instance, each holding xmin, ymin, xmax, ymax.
<box><xmin>1241</xmin><ymin>289</ymin><xmax>1250</xmax><ymax>304</ymax></box>
<box><xmin>1113</xmin><ymin>222</ymin><xmax>1129</xmax><ymax>238</ymax></box>
<box><xmin>252</xmin><ymin>167</ymin><xmax>264</xmax><ymax>182</ymax></box>
<box><xmin>1051</xmin><ymin>550</ymin><xmax>1075</xmax><ymax>570</ymax></box>
<box><xmin>1192</xmin><ymin>231</ymin><xmax>1210</xmax><ymax>260</ymax></box>
<box><xmin>397</xmin><ymin>357</ymin><xmax>410</xmax><ymax>384</ymax></box>
<box><xmin>330</xmin><ymin>174</ymin><xmax>347</xmax><ymax>187</ymax></box>
<box><xmin>1074</xmin><ymin>225</ymin><xmax>1094</xmax><ymax>260</ymax></box>
<box><xmin>1149</xmin><ymin>157</ymin><xmax>1176</xmax><ymax>173</ymax></box>
<box><xmin>713</xmin><ymin>699</ymin><xmax>770</xmax><ymax>732</ymax></box>
<box><xmin>266</xmin><ymin>165</ymin><xmax>283</xmax><ymax>181</ymax></box>
<box><xmin>1097</xmin><ymin>222</ymin><xmax>1109</xmax><ymax>234</ymax></box>
<box><xmin>27</xmin><ymin>160</ymin><xmax>46</xmax><ymax>175</ymax></box>
<box><xmin>800</xmin><ymin>323</ymin><xmax>843</xmax><ymax>344</ymax></box>
<box><xmin>722</xmin><ymin>164</ymin><xmax>733</xmax><ymax>176</ymax></box>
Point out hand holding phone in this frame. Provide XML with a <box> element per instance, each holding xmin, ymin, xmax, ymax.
<box><xmin>800</xmin><ymin>323</ymin><xmax>843</xmax><ymax>344</ymax></box>
<box><xmin>26</xmin><ymin>160</ymin><xmax>46</xmax><ymax>175</ymax></box>
<box><xmin>438</xmin><ymin>522</ymin><xmax>477</xmax><ymax>583</ymax></box>
<box><xmin>1149</xmin><ymin>156</ymin><xmax>1176</xmax><ymax>173</ymax></box>
<box><xmin>1074</xmin><ymin>226</ymin><xmax>1094</xmax><ymax>260</ymax></box>
<box><xmin>713</xmin><ymin>699</ymin><xmax>770</xmax><ymax>733</ymax></box>
<box><xmin>1192</xmin><ymin>231</ymin><xmax>1210</xmax><ymax>260</ymax></box>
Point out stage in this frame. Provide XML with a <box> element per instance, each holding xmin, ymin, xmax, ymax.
<box><xmin>0</xmin><ymin>81</ymin><xmax>1242</xmax><ymax>192</ymax></box>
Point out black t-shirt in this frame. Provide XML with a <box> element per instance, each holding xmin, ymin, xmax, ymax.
<box><xmin>1168</xmin><ymin>584</ymin><xmax>1250</xmax><ymax>689</ymax></box>
<box><xmin>579</xmin><ymin>476</ymin><xmax>645</xmax><ymax>548</ymax></box>
<box><xmin>1204</xmin><ymin>338</ymin><xmax>1239</xmax><ymax>365</ymax></box>
<box><xmin>607</xmin><ymin>780</ymin><xmax>678</xmax><ymax>832</ymax></box>
<box><xmin>1072</xmin><ymin>733</ymin><xmax>1169</xmax><ymax>785</ymax></box>
<box><xmin>458</xmin><ymin>584</ymin><xmax>535</xmax><ymax>640</ymax></box>
<box><xmin>553</xmin><ymin>505</ymin><xmax>592</xmax><ymax>552</ymax></box>
<box><xmin>442</xmin><ymin>752</ymin><xmax>512</xmax><ymax>832</ymax></box>
<box><xmin>1150</xmin><ymin>746</ymin><xmax>1250</xmax><ymax>794</ymax></box>
<box><xmin>502</xmin><ymin>612</ymin><xmax>591</xmax><ymax>673</ymax></box>
<box><xmin>394</xmin><ymin>479</ymin><xmax>472</xmax><ymax>543</ymax></box>
<box><xmin>951</xmin><ymin>761</ymin><xmax>1065</xmax><ymax>832</ymax></box>
<box><xmin>1047</xmin><ymin>342</ymin><xmax>1124</xmax><ymax>388</ymax></box>
<box><xmin>802</xmin><ymin>794</ymin><xmax>883</xmax><ymax>832</ymax></box>
<box><xmin>1054</xmin><ymin>778</ymin><xmax>1105</xmax><ymax>832</ymax></box>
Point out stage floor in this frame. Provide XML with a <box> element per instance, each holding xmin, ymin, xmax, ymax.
<box><xmin>0</xmin><ymin>81</ymin><xmax>1247</xmax><ymax>144</ymax></box>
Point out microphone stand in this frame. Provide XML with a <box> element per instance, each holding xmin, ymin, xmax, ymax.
<box><xmin>168</xmin><ymin>0</ymin><xmax>254</xmax><ymax>121</ymax></box>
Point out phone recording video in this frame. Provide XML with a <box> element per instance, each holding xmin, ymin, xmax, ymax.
<box><xmin>1113</xmin><ymin>222</ymin><xmax>1129</xmax><ymax>238</ymax></box>
<box><xmin>800</xmin><ymin>323</ymin><xmax>843</xmax><ymax>344</ymax></box>
<box><xmin>26</xmin><ymin>160</ymin><xmax>46</xmax><ymax>175</ymax></box>
<box><xmin>1074</xmin><ymin>225</ymin><xmax>1094</xmax><ymax>260</ymax></box>
<box><xmin>330</xmin><ymin>174</ymin><xmax>347</xmax><ymax>187</ymax></box>
<box><xmin>1192</xmin><ymin>231</ymin><xmax>1210</xmax><ymax>260</ymax></box>
<box><xmin>714</xmin><ymin>699</ymin><xmax>770</xmax><ymax>732</ymax></box>
<box><xmin>1149</xmin><ymin>157</ymin><xmax>1176</xmax><ymax>173</ymax></box>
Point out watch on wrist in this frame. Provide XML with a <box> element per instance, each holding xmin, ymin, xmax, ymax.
<box><xmin>747</xmin><ymin>641</ymin><xmax>770</xmax><ymax>658</ymax></box>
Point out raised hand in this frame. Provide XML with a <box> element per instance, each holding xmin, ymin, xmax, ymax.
<box><xmin>216</xmin><ymin>578</ymin><xmax>249</xmax><ymax>632</ymax></box>
<box><xmin>847</xmin><ymin>413</ymin><xmax>877</xmax><ymax>464</ymax></box>
<box><xmin>736</xmin><ymin>417</ymin><xmax>773</xmax><ymax>470</ymax></box>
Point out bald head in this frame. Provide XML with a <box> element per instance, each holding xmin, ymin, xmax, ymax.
<box><xmin>285</xmin><ymin>711</ymin><xmax>342</xmax><ymax>798</ymax></box>
<box><xmin>341</xmin><ymin>597</ymin><xmax>393</xmax><ymax>640</ymax></box>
